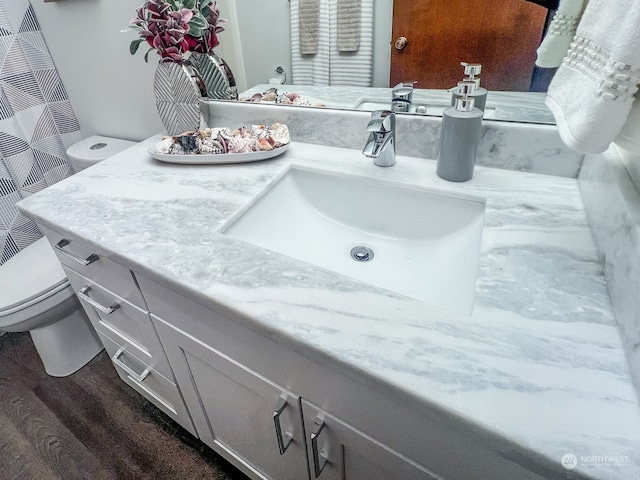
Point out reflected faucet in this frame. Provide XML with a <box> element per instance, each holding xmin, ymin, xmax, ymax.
<box><xmin>362</xmin><ymin>110</ymin><xmax>396</xmax><ymax>167</ymax></box>
<box><xmin>392</xmin><ymin>81</ymin><xmax>416</xmax><ymax>113</ymax></box>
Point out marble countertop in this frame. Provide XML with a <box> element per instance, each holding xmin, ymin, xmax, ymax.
<box><xmin>18</xmin><ymin>138</ymin><xmax>640</xmax><ymax>479</ymax></box>
<box><xmin>238</xmin><ymin>84</ymin><xmax>556</xmax><ymax>124</ymax></box>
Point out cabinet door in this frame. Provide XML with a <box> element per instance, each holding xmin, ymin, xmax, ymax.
<box><xmin>302</xmin><ymin>400</ymin><xmax>441</xmax><ymax>480</ymax></box>
<box><xmin>153</xmin><ymin>318</ymin><xmax>310</xmax><ymax>480</ymax></box>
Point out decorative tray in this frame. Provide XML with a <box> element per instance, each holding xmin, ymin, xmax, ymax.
<box><xmin>148</xmin><ymin>142</ymin><xmax>289</xmax><ymax>165</ymax></box>
<box><xmin>148</xmin><ymin>123</ymin><xmax>290</xmax><ymax>165</ymax></box>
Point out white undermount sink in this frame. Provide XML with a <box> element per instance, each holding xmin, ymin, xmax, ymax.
<box><xmin>222</xmin><ymin>167</ymin><xmax>486</xmax><ymax>315</ymax></box>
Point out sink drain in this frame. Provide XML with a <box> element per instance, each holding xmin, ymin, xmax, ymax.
<box><xmin>350</xmin><ymin>245</ymin><xmax>375</xmax><ymax>262</ymax></box>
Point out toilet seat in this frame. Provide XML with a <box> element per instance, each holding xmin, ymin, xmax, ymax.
<box><xmin>0</xmin><ymin>237</ymin><xmax>77</xmax><ymax>331</ymax></box>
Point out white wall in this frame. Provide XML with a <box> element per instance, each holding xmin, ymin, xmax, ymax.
<box><xmin>231</xmin><ymin>0</ymin><xmax>392</xmax><ymax>89</ymax></box>
<box><xmin>32</xmin><ymin>0</ymin><xmax>161</xmax><ymax>141</ymax></box>
<box><xmin>30</xmin><ymin>0</ymin><xmax>392</xmax><ymax>141</ymax></box>
<box><xmin>31</xmin><ymin>0</ymin><xmax>240</xmax><ymax>142</ymax></box>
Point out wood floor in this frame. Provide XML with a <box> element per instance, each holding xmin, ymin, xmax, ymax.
<box><xmin>0</xmin><ymin>332</ymin><xmax>248</xmax><ymax>480</ymax></box>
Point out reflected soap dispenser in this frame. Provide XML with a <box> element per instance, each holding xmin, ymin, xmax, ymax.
<box><xmin>437</xmin><ymin>80</ymin><xmax>483</xmax><ymax>182</ymax></box>
<box><xmin>451</xmin><ymin>62</ymin><xmax>488</xmax><ymax>112</ymax></box>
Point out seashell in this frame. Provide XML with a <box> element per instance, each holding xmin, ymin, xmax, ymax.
<box><xmin>249</xmin><ymin>93</ymin><xmax>263</xmax><ymax>102</ymax></box>
<box><xmin>155</xmin><ymin>137</ymin><xmax>174</xmax><ymax>154</ymax></box>
<box><xmin>261</xmin><ymin>92</ymin><xmax>277</xmax><ymax>102</ymax></box>
<box><xmin>258</xmin><ymin>137</ymin><xmax>274</xmax><ymax>151</ymax></box>
<box><xmin>251</xmin><ymin>125</ymin><xmax>268</xmax><ymax>138</ymax></box>
<box><xmin>276</xmin><ymin>94</ymin><xmax>292</xmax><ymax>104</ymax></box>
<box><xmin>228</xmin><ymin>135</ymin><xmax>260</xmax><ymax>153</ymax></box>
<box><xmin>269</xmin><ymin>123</ymin><xmax>290</xmax><ymax>147</ymax></box>
<box><xmin>198</xmin><ymin>137</ymin><xmax>226</xmax><ymax>154</ymax></box>
<box><xmin>176</xmin><ymin>133</ymin><xmax>198</xmax><ymax>153</ymax></box>
<box><xmin>286</xmin><ymin>93</ymin><xmax>299</xmax><ymax>102</ymax></box>
<box><xmin>263</xmin><ymin>87</ymin><xmax>278</xmax><ymax>95</ymax></box>
<box><xmin>168</xmin><ymin>142</ymin><xmax>187</xmax><ymax>155</ymax></box>
<box><xmin>197</xmin><ymin>128</ymin><xmax>212</xmax><ymax>139</ymax></box>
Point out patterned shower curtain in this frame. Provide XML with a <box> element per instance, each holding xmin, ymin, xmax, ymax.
<box><xmin>0</xmin><ymin>0</ymin><xmax>81</xmax><ymax>265</ymax></box>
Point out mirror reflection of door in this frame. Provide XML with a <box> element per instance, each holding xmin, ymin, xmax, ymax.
<box><xmin>391</xmin><ymin>0</ymin><xmax>548</xmax><ymax>91</ymax></box>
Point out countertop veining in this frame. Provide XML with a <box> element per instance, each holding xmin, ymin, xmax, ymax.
<box><xmin>17</xmin><ymin>137</ymin><xmax>640</xmax><ymax>479</ymax></box>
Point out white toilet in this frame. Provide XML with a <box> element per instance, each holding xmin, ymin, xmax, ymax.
<box><xmin>0</xmin><ymin>135</ymin><xmax>136</xmax><ymax>376</ymax></box>
<box><xmin>67</xmin><ymin>135</ymin><xmax>136</xmax><ymax>173</ymax></box>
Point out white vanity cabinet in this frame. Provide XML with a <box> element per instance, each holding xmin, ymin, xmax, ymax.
<box><xmin>40</xmin><ymin>226</ymin><xmax>196</xmax><ymax>436</ymax></box>
<box><xmin>36</xmin><ymin>223</ymin><xmax>553</xmax><ymax>480</ymax></box>
<box><xmin>137</xmin><ymin>276</ymin><xmax>455</xmax><ymax>480</ymax></box>
<box><xmin>301</xmin><ymin>400</ymin><xmax>438</xmax><ymax>480</ymax></box>
<box><xmin>152</xmin><ymin>317</ymin><xmax>310</xmax><ymax>480</ymax></box>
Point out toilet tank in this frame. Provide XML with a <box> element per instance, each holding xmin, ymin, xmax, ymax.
<box><xmin>66</xmin><ymin>135</ymin><xmax>136</xmax><ymax>172</ymax></box>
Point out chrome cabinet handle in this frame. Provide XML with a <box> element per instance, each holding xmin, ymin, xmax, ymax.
<box><xmin>112</xmin><ymin>347</ymin><xmax>151</xmax><ymax>383</ymax></box>
<box><xmin>77</xmin><ymin>286</ymin><xmax>119</xmax><ymax>315</ymax></box>
<box><xmin>311</xmin><ymin>416</ymin><xmax>328</xmax><ymax>478</ymax></box>
<box><xmin>273</xmin><ymin>395</ymin><xmax>293</xmax><ymax>455</ymax></box>
<box><xmin>55</xmin><ymin>239</ymin><xmax>99</xmax><ymax>266</ymax></box>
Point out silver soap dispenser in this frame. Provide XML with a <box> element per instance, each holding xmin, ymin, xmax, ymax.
<box><xmin>437</xmin><ymin>80</ymin><xmax>483</xmax><ymax>182</ymax></box>
<box><xmin>451</xmin><ymin>62</ymin><xmax>488</xmax><ymax>112</ymax></box>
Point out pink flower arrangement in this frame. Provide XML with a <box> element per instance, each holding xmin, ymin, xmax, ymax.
<box><xmin>125</xmin><ymin>0</ymin><xmax>226</xmax><ymax>63</ymax></box>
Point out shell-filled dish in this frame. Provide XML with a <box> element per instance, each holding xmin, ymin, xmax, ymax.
<box><xmin>149</xmin><ymin>123</ymin><xmax>291</xmax><ymax>165</ymax></box>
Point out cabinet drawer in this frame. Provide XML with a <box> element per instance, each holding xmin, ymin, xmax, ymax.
<box><xmin>40</xmin><ymin>225</ymin><xmax>146</xmax><ymax>309</ymax></box>
<box><xmin>97</xmin><ymin>331</ymin><xmax>196</xmax><ymax>437</ymax></box>
<box><xmin>63</xmin><ymin>266</ymin><xmax>173</xmax><ymax>381</ymax></box>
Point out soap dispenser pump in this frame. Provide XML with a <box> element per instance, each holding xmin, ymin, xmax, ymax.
<box><xmin>451</xmin><ymin>62</ymin><xmax>488</xmax><ymax>112</ymax></box>
<box><xmin>437</xmin><ymin>80</ymin><xmax>483</xmax><ymax>182</ymax></box>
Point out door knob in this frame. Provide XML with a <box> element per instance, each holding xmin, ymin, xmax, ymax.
<box><xmin>395</xmin><ymin>37</ymin><xmax>408</xmax><ymax>50</ymax></box>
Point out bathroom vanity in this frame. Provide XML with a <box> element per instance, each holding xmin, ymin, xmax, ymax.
<box><xmin>17</xmin><ymin>137</ymin><xmax>640</xmax><ymax>480</ymax></box>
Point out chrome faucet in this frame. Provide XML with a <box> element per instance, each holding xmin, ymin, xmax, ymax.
<box><xmin>362</xmin><ymin>110</ymin><xmax>396</xmax><ymax>167</ymax></box>
<box><xmin>392</xmin><ymin>81</ymin><xmax>416</xmax><ymax>113</ymax></box>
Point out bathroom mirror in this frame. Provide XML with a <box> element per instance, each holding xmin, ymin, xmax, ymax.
<box><xmin>213</xmin><ymin>0</ymin><xmax>557</xmax><ymax>124</ymax></box>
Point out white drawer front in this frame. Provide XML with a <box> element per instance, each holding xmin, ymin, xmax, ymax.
<box><xmin>40</xmin><ymin>225</ymin><xmax>146</xmax><ymax>309</ymax></box>
<box><xmin>98</xmin><ymin>331</ymin><xmax>196</xmax><ymax>437</ymax></box>
<box><xmin>64</xmin><ymin>266</ymin><xmax>174</xmax><ymax>381</ymax></box>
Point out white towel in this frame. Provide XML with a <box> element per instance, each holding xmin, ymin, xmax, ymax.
<box><xmin>545</xmin><ymin>0</ymin><xmax>640</xmax><ymax>154</ymax></box>
<box><xmin>291</xmin><ymin>0</ymin><xmax>331</xmax><ymax>85</ymax></box>
<box><xmin>337</xmin><ymin>0</ymin><xmax>361</xmax><ymax>52</ymax></box>
<box><xmin>535</xmin><ymin>0</ymin><xmax>587</xmax><ymax>68</ymax></box>
<box><xmin>299</xmin><ymin>0</ymin><xmax>320</xmax><ymax>55</ymax></box>
<box><xmin>329</xmin><ymin>0</ymin><xmax>374</xmax><ymax>87</ymax></box>
<box><xmin>616</xmin><ymin>97</ymin><xmax>640</xmax><ymax>153</ymax></box>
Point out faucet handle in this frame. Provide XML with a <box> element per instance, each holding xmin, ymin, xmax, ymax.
<box><xmin>367</xmin><ymin>110</ymin><xmax>395</xmax><ymax>133</ymax></box>
<box><xmin>392</xmin><ymin>81</ymin><xmax>417</xmax><ymax>94</ymax></box>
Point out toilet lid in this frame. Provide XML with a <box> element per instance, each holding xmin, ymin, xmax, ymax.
<box><xmin>0</xmin><ymin>237</ymin><xmax>68</xmax><ymax>314</ymax></box>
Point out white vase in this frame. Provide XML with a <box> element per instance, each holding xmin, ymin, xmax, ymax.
<box><xmin>153</xmin><ymin>60</ymin><xmax>204</xmax><ymax>135</ymax></box>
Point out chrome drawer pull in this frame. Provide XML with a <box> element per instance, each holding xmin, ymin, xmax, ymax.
<box><xmin>77</xmin><ymin>286</ymin><xmax>119</xmax><ymax>315</ymax></box>
<box><xmin>311</xmin><ymin>416</ymin><xmax>328</xmax><ymax>477</ymax></box>
<box><xmin>55</xmin><ymin>239</ymin><xmax>99</xmax><ymax>266</ymax></box>
<box><xmin>273</xmin><ymin>395</ymin><xmax>293</xmax><ymax>455</ymax></box>
<box><xmin>112</xmin><ymin>347</ymin><xmax>150</xmax><ymax>383</ymax></box>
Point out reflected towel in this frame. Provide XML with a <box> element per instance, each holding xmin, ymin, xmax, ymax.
<box><xmin>329</xmin><ymin>0</ymin><xmax>373</xmax><ymax>86</ymax></box>
<box><xmin>337</xmin><ymin>0</ymin><xmax>361</xmax><ymax>52</ymax></box>
<box><xmin>535</xmin><ymin>0</ymin><xmax>587</xmax><ymax>68</ymax></box>
<box><xmin>299</xmin><ymin>0</ymin><xmax>320</xmax><ymax>55</ymax></box>
<box><xmin>545</xmin><ymin>0</ymin><xmax>640</xmax><ymax>154</ymax></box>
<box><xmin>291</xmin><ymin>0</ymin><xmax>330</xmax><ymax>85</ymax></box>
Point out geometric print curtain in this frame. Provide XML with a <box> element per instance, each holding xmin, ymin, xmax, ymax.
<box><xmin>0</xmin><ymin>0</ymin><xmax>81</xmax><ymax>264</ymax></box>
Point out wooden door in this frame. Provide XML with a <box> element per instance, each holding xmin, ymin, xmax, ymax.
<box><xmin>390</xmin><ymin>0</ymin><xmax>548</xmax><ymax>91</ymax></box>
